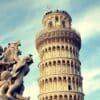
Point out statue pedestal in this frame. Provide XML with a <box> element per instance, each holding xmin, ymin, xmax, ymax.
<box><xmin>0</xmin><ymin>96</ymin><xmax>18</xmax><ymax>100</ymax></box>
<box><xmin>0</xmin><ymin>96</ymin><xmax>9</xmax><ymax>100</ymax></box>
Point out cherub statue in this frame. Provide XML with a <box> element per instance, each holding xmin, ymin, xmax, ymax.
<box><xmin>0</xmin><ymin>42</ymin><xmax>33</xmax><ymax>100</ymax></box>
<box><xmin>6</xmin><ymin>55</ymin><xmax>33</xmax><ymax>99</ymax></box>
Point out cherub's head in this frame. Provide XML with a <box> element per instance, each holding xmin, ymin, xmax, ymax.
<box><xmin>8</xmin><ymin>41</ymin><xmax>21</xmax><ymax>48</ymax></box>
<box><xmin>24</xmin><ymin>54</ymin><xmax>33</xmax><ymax>65</ymax></box>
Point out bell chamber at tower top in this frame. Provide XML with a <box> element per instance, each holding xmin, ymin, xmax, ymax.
<box><xmin>36</xmin><ymin>10</ymin><xmax>81</xmax><ymax>51</ymax></box>
<box><xmin>42</xmin><ymin>10</ymin><xmax>72</xmax><ymax>30</ymax></box>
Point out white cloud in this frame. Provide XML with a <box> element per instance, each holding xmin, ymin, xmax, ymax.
<box><xmin>81</xmin><ymin>48</ymin><xmax>100</xmax><ymax>95</ymax></box>
<box><xmin>73</xmin><ymin>6</ymin><xmax>100</xmax><ymax>40</ymax></box>
<box><xmin>0</xmin><ymin>16</ymin><xmax>40</xmax><ymax>45</ymax></box>
<box><xmin>82</xmin><ymin>68</ymin><xmax>100</xmax><ymax>94</ymax></box>
<box><xmin>23</xmin><ymin>81</ymin><xmax>39</xmax><ymax>100</ymax></box>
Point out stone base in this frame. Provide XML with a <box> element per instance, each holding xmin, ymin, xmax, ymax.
<box><xmin>0</xmin><ymin>95</ymin><xmax>30</xmax><ymax>100</ymax></box>
<box><xmin>0</xmin><ymin>96</ymin><xmax>9</xmax><ymax>100</ymax></box>
<box><xmin>0</xmin><ymin>96</ymin><xmax>16</xmax><ymax>100</ymax></box>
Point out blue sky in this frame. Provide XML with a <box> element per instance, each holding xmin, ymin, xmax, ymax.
<box><xmin>0</xmin><ymin>0</ymin><xmax>100</xmax><ymax>100</ymax></box>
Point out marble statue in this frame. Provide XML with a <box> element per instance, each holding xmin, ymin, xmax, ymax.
<box><xmin>0</xmin><ymin>41</ymin><xmax>33</xmax><ymax>100</ymax></box>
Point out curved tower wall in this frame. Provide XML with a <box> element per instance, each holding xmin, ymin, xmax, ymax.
<box><xmin>36</xmin><ymin>10</ymin><xmax>84</xmax><ymax>100</ymax></box>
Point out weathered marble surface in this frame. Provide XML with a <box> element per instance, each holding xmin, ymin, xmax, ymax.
<box><xmin>0</xmin><ymin>41</ymin><xmax>33</xmax><ymax>100</ymax></box>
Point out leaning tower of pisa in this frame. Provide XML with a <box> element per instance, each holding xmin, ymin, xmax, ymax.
<box><xmin>36</xmin><ymin>10</ymin><xmax>84</xmax><ymax>100</ymax></box>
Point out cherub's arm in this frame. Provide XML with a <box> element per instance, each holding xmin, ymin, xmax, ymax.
<box><xmin>0</xmin><ymin>80</ymin><xmax>6</xmax><ymax>87</ymax></box>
